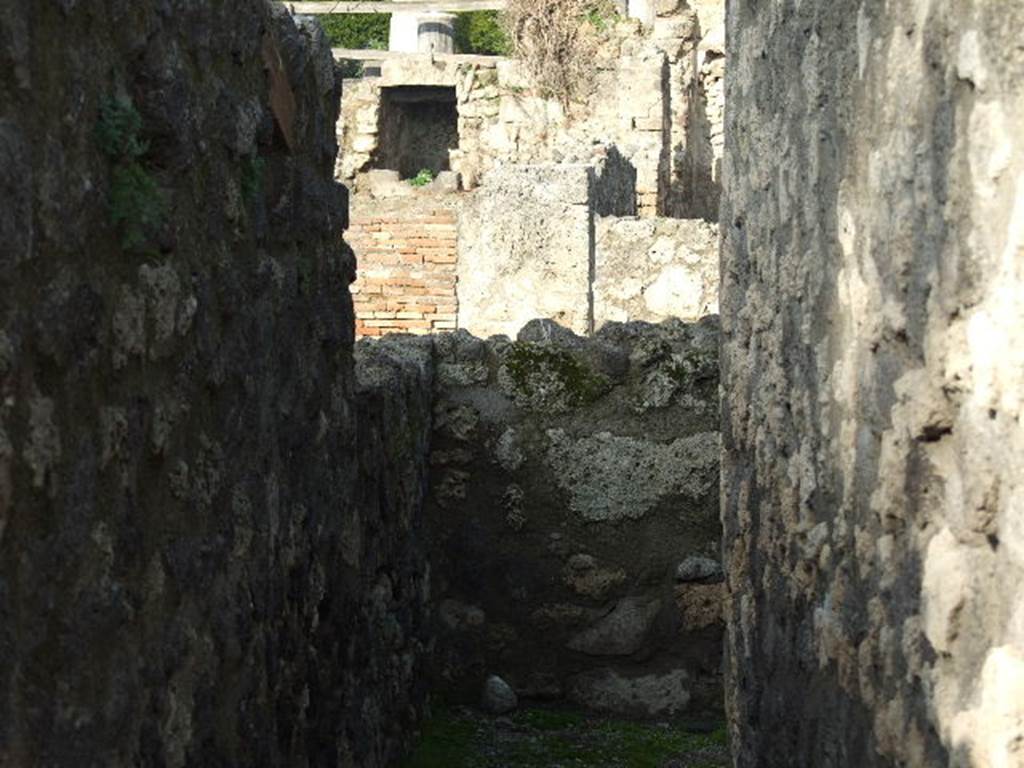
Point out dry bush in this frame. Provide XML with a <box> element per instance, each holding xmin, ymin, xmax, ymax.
<box><xmin>503</xmin><ymin>0</ymin><xmax>617</xmax><ymax>109</ymax></box>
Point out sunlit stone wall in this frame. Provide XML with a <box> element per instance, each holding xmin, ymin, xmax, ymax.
<box><xmin>721</xmin><ymin>1</ymin><xmax>1024</xmax><ymax>765</ymax></box>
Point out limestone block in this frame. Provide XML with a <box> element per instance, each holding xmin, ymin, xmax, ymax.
<box><xmin>354</xmin><ymin>105</ymin><xmax>379</xmax><ymax>134</ymax></box>
<box><xmin>480</xmin><ymin>122</ymin><xmax>517</xmax><ymax>155</ymax></box>
<box><xmin>481</xmin><ymin>675</ymin><xmax>518</xmax><ymax>714</ymax></box>
<box><xmin>593</xmin><ymin>217</ymin><xmax>719</xmax><ymax>328</ymax></box>
<box><xmin>496</xmin><ymin>58</ymin><xmax>532</xmax><ymax>90</ymax></box>
<box><xmin>457</xmin><ymin>165</ymin><xmax>597</xmax><ymax>338</ymax></box>
<box><xmin>633</xmin><ymin>116</ymin><xmax>665</xmax><ymax>131</ymax></box>
<box><xmin>546</xmin><ymin>428</ymin><xmax>719</xmax><ymax>521</ymax></box>
<box><xmin>627</xmin><ymin>0</ymin><xmax>654</xmax><ymax>26</ymax></box>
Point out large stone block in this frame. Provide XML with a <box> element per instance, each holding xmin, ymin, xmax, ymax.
<box><xmin>457</xmin><ymin>165</ymin><xmax>597</xmax><ymax>338</ymax></box>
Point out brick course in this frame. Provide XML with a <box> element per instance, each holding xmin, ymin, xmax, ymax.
<box><xmin>348</xmin><ymin>209</ymin><xmax>459</xmax><ymax>337</ymax></box>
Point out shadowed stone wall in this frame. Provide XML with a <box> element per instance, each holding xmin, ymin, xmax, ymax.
<box><xmin>722</xmin><ymin>1</ymin><xmax>1024</xmax><ymax>765</ymax></box>
<box><xmin>381</xmin><ymin>319</ymin><xmax>725</xmax><ymax>718</ymax></box>
<box><xmin>0</xmin><ymin>3</ymin><xmax>433</xmax><ymax>765</ymax></box>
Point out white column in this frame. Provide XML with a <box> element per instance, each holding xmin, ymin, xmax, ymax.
<box><xmin>417</xmin><ymin>12</ymin><xmax>456</xmax><ymax>54</ymax></box>
<box><xmin>388</xmin><ymin>0</ymin><xmax>420</xmax><ymax>52</ymax></box>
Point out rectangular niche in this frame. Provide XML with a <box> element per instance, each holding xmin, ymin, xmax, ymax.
<box><xmin>376</xmin><ymin>86</ymin><xmax>459</xmax><ymax>180</ymax></box>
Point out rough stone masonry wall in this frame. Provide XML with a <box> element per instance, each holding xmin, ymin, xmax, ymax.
<box><xmin>423</xmin><ymin>319</ymin><xmax>723</xmax><ymax>717</ymax></box>
<box><xmin>349</xmin><ymin>201</ymin><xmax>459</xmax><ymax>337</ymax></box>
<box><xmin>337</xmin><ymin>1</ymin><xmax>725</xmax><ymax>220</ymax></box>
<box><xmin>0</xmin><ymin>3</ymin><xmax>432</xmax><ymax>766</ymax></box>
<box><xmin>722</xmin><ymin>1</ymin><xmax>1024</xmax><ymax>766</ymax></box>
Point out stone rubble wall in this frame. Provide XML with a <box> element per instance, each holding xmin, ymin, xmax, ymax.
<box><xmin>0</xmin><ymin>3</ymin><xmax>432</xmax><ymax>766</ymax></box>
<box><xmin>337</xmin><ymin>0</ymin><xmax>725</xmax><ymax>220</ymax></box>
<box><xmin>722</xmin><ymin>0</ymin><xmax>1024</xmax><ymax>766</ymax></box>
<box><xmin>349</xmin><ymin>202</ymin><xmax>459</xmax><ymax>337</ymax></box>
<box><xmin>421</xmin><ymin>318</ymin><xmax>724</xmax><ymax>717</ymax></box>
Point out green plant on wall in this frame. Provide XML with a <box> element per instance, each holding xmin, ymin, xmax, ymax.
<box><xmin>584</xmin><ymin>0</ymin><xmax>620</xmax><ymax>32</ymax></box>
<box><xmin>96</xmin><ymin>97</ymin><xmax>166</xmax><ymax>251</ymax></box>
<box><xmin>241</xmin><ymin>155</ymin><xmax>266</xmax><ymax>204</ymax></box>
<box><xmin>409</xmin><ymin>168</ymin><xmax>435</xmax><ymax>187</ymax></box>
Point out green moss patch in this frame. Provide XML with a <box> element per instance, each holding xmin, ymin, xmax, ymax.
<box><xmin>401</xmin><ymin>706</ymin><xmax>729</xmax><ymax>768</ymax></box>
<box><xmin>96</xmin><ymin>96</ymin><xmax>166</xmax><ymax>251</ymax></box>
<box><xmin>501</xmin><ymin>343</ymin><xmax>610</xmax><ymax>413</ymax></box>
<box><xmin>667</xmin><ymin>347</ymin><xmax>718</xmax><ymax>391</ymax></box>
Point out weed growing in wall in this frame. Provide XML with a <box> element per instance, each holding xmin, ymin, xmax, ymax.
<box><xmin>501</xmin><ymin>342</ymin><xmax>611</xmax><ymax>412</ymax></box>
<box><xmin>241</xmin><ymin>156</ymin><xmax>266</xmax><ymax>204</ymax></box>
<box><xmin>96</xmin><ymin>97</ymin><xmax>166</xmax><ymax>251</ymax></box>
<box><xmin>409</xmin><ymin>169</ymin><xmax>435</xmax><ymax>187</ymax></box>
<box><xmin>585</xmin><ymin>2</ymin><xmax>619</xmax><ymax>32</ymax></box>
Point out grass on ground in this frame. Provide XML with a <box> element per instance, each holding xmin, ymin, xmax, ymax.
<box><xmin>401</xmin><ymin>705</ymin><xmax>729</xmax><ymax>768</ymax></box>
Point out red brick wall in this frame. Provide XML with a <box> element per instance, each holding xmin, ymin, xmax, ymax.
<box><xmin>348</xmin><ymin>209</ymin><xmax>458</xmax><ymax>337</ymax></box>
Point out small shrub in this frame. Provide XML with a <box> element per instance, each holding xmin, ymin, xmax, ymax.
<box><xmin>503</xmin><ymin>0</ymin><xmax>617</xmax><ymax>108</ymax></box>
<box><xmin>585</xmin><ymin>2</ymin><xmax>619</xmax><ymax>32</ymax></box>
<box><xmin>409</xmin><ymin>168</ymin><xmax>435</xmax><ymax>187</ymax></box>
<box><xmin>454</xmin><ymin>11</ymin><xmax>510</xmax><ymax>54</ymax></box>
<box><xmin>96</xmin><ymin>97</ymin><xmax>148</xmax><ymax>161</ymax></box>
<box><xmin>320</xmin><ymin>13</ymin><xmax>390</xmax><ymax>78</ymax></box>
<box><xmin>318</xmin><ymin>13</ymin><xmax>390</xmax><ymax>50</ymax></box>
<box><xmin>96</xmin><ymin>96</ymin><xmax>165</xmax><ymax>251</ymax></box>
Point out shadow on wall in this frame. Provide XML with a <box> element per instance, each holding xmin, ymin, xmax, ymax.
<box><xmin>670</xmin><ymin>40</ymin><xmax>725</xmax><ymax>222</ymax></box>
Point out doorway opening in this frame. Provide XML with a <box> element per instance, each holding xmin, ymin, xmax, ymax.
<box><xmin>377</xmin><ymin>85</ymin><xmax>459</xmax><ymax>179</ymax></box>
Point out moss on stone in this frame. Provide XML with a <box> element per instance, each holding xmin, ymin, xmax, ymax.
<box><xmin>501</xmin><ymin>342</ymin><xmax>610</xmax><ymax>412</ymax></box>
<box><xmin>667</xmin><ymin>346</ymin><xmax>718</xmax><ymax>390</ymax></box>
<box><xmin>96</xmin><ymin>96</ymin><xmax>166</xmax><ymax>251</ymax></box>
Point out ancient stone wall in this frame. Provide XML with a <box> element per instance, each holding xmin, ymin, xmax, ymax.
<box><xmin>351</xmin><ymin>159</ymin><xmax>719</xmax><ymax>340</ymax></box>
<box><xmin>421</xmin><ymin>319</ymin><xmax>724</xmax><ymax>717</ymax></box>
<box><xmin>722</xmin><ymin>1</ymin><xmax>1024</xmax><ymax>766</ymax></box>
<box><xmin>337</xmin><ymin>1</ymin><xmax>725</xmax><ymax>219</ymax></box>
<box><xmin>349</xmin><ymin>202</ymin><xmax>459</xmax><ymax>337</ymax></box>
<box><xmin>456</xmin><ymin>162</ymin><xmax>632</xmax><ymax>339</ymax></box>
<box><xmin>0</xmin><ymin>3</ymin><xmax>431</xmax><ymax>765</ymax></box>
